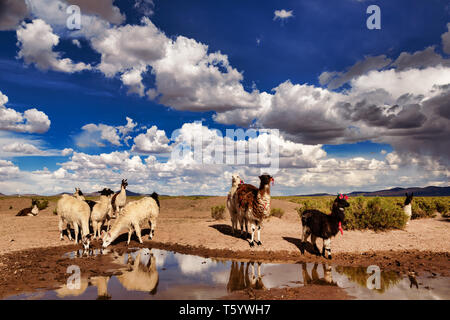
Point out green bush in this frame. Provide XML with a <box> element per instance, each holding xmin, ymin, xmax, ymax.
<box><xmin>411</xmin><ymin>198</ymin><xmax>436</xmax><ymax>219</ymax></box>
<box><xmin>211</xmin><ymin>205</ymin><xmax>226</xmax><ymax>220</ymax></box>
<box><xmin>296</xmin><ymin>196</ymin><xmax>408</xmax><ymax>231</ymax></box>
<box><xmin>434</xmin><ymin>198</ymin><xmax>450</xmax><ymax>217</ymax></box>
<box><xmin>270</xmin><ymin>208</ymin><xmax>285</xmax><ymax>218</ymax></box>
<box><xmin>36</xmin><ymin>199</ymin><xmax>49</xmax><ymax>210</ymax></box>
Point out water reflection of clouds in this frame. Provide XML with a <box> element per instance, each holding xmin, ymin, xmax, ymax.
<box><xmin>174</xmin><ymin>254</ymin><xmax>218</xmax><ymax>275</ymax></box>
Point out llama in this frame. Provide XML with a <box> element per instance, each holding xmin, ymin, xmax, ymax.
<box><xmin>16</xmin><ymin>199</ymin><xmax>39</xmax><ymax>216</ymax></box>
<box><xmin>102</xmin><ymin>192</ymin><xmax>160</xmax><ymax>248</ymax></box>
<box><xmin>111</xmin><ymin>179</ymin><xmax>128</xmax><ymax>217</ymax></box>
<box><xmin>227</xmin><ymin>174</ymin><xmax>242</xmax><ymax>235</ymax></box>
<box><xmin>90</xmin><ymin>188</ymin><xmax>115</xmax><ymax>239</ymax></box>
<box><xmin>232</xmin><ymin>174</ymin><xmax>273</xmax><ymax>247</ymax></box>
<box><xmin>404</xmin><ymin>192</ymin><xmax>413</xmax><ymax>225</ymax></box>
<box><xmin>56</xmin><ymin>194</ymin><xmax>91</xmax><ymax>243</ymax></box>
<box><xmin>300</xmin><ymin>194</ymin><xmax>350</xmax><ymax>259</ymax></box>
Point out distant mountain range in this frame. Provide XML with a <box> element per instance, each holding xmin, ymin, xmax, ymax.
<box><xmin>2</xmin><ymin>186</ymin><xmax>449</xmax><ymax>197</ymax></box>
<box><xmin>296</xmin><ymin>186</ymin><xmax>450</xmax><ymax>197</ymax></box>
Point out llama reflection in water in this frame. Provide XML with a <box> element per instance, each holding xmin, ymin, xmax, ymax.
<box><xmin>227</xmin><ymin>261</ymin><xmax>266</xmax><ymax>292</ymax></box>
<box><xmin>300</xmin><ymin>262</ymin><xmax>337</xmax><ymax>286</ymax></box>
<box><xmin>90</xmin><ymin>276</ymin><xmax>111</xmax><ymax>300</ymax></box>
<box><xmin>116</xmin><ymin>249</ymin><xmax>159</xmax><ymax>294</ymax></box>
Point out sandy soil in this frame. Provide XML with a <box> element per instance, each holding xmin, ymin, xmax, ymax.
<box><xmin>0</xmin><ymin>196</ymin><xmax>449</xmax><ymax>299</ymax></box>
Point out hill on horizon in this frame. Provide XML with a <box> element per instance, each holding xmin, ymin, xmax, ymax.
<box><xmin>293</xmin><ymin>186</ymin><xmax>450</xmax><ymax>197</ymax></box>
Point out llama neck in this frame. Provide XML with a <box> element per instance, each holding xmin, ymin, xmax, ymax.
<box><xmin>230</xmin><ymin>183</ymin><xmax>239</xmax><ymax>195</ymax></box>
<box><xmin>259</xmin><ymin>183</ymin><xmax>270</xmax><ymax>195</ymax></box>
<box><xmin>331</xmin><ymin>202</ymin><xmax>342</xmax><ymax>217</ymax></box>
<box><xmin>99</xmin><ymin>195</ymin><xmax>111</xmax><ymax>203</ymax></box>
<box><xmin>404</xmin><ymin>203</ymin><xmax>412</xmax><ymax>216</ymax></box>
<box><xmin>31</xmin><ymin>205</ymin><xmax>39</xmax><ymax>215</ymax></box>
<box><xmin>120</xmin><ymin>186</ymin><xmax>126</xmax><ymax>194</ymax></box>
<box><xmin>108</xmin><ymin>215</ymin><xmax>127</xmax><ymax>242</ymax></box>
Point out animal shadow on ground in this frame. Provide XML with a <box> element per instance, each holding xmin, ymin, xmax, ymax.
<box><xmin>210</xmin><ymin>224</ymin><xmax>249</xmax><ymax>242</ymax></box>
<box><xmin>283</xmin><ymin>236</ymin><xmax>321</xmax><ymax>256</ymax></box>
<box><xmin>106</xmin><ymin>228</ymin><xmax>152</xmax><ymax>246</ymax></box>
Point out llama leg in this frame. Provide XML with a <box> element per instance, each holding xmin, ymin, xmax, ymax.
<box><xmin>249</xmin><ymin>223</ymin><xmax>256</xmax><ymax>247</ymax></box>
<box><xmin>244</xmin><ymin>218</ymin><xmax>249</xmax><ymax>239</ymax></box>
<box><xmin>300</xmin><ymin>226</ymin><xmax>311</xmax><ymax>254</ymax></box>
<box><xmin>148</xmin><ymin>219</ymin><xmax>156</xmax><ymax>240</ymax></box>
<box><xmin>323</xmin><ymin>238</ymin><xmax>332</xmax><ymax>259</ymax></box>
<box><xmin>73</xmin><ymin>222</ymin><xmax>79</xmax><ymax>243</ymax></box>
<box><xmin>127</xmin><ymin>227</ymin><xmax>133</xmax><ymax>245</ymax></box>
<box><xmin>59</xmin><ymin>218</ymin><xmax>65</xmax><ymax>241</ymax></box>
<box><xmin>256</xmin><ymin>225</ymin><xmax>262</xmax><ymax>246</ymax></box>
<box><xmin>311</xmin><ymin>235</ymin><xmax>320</xmax><ymax>255</ymax></box>
<box><xmin>67</xmin><ymin>223</ymin><xmax>73</xmax><ymax>241</ymax></box>
<box><xmin>92</xmin><ymin>221</ymin><xmax>97</xmax><ymax>239</ymax></box>
<box><xmin>134</xmin><ymin>223</ymin><xmax>143</xmax><ymax>244</ymax></box>
<box><xmin>97</xmin><ymin>222</ymin><xmax>102</xmax><ymax>240</ymax></box>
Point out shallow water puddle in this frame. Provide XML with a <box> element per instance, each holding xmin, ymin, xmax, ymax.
<box><xmin>5</xmin><ymin>247</ymin><xmax>450</xmax><ymax>300</ymax></box>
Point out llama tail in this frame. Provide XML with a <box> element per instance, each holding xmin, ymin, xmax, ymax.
<box><xmin>150</xmin><ymin>192</ymin><xmax>160</xmax><ymax>208</ymax></box>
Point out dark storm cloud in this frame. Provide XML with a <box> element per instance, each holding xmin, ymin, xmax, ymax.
<box><xmin>387</xmin><ymin>104</ymin><xmax>427</xmax><ymax>129</ymax></box>
<box><xmin>319</xmin><ymin>55</ymin><xmax>392</xmax><ymax>89</ymax></box>
<box><xmin>392</xmin><ymin>46</ymin><xmax>450</xmax><ymax>71</ymax></box>
<box><xmin>0</xmin><ymin>0</ymin><xmax>28</xmax><ymax>30</ymax></box>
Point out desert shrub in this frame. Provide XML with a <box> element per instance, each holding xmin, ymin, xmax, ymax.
<box><xmin>344</xmin><ymin>197</ymin><xmax>407</xmax><ymax>230</ymax></box>
<box><xmin>434</xmin><ymin>198</ymin><xmax>450</xmax><ymax>217</ymax></box>
<box><xmin>296</xmin><ymin>196</ymin><xmax>407</xmax><ymax>230</ymax></box>
<box><xmin>36</xmin><ymin>199</ymin><xmax>49</xmax><ymax>210</ymax></box>
<box><xmin>411</xmin><ymin>198</ymin><xmax>436</xmax><ymax>219</ymax></box>
<box><xmin>211</xmin><ymin>205</ymin><xmax>226</xmax><ymax>220</ymax></box>
<box><xmin>270</xmin><ymin>208</ymin><xmax>285</xmax><ymax>218</ymax></box>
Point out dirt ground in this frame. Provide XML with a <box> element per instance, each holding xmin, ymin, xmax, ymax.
<box><xmin>0</xmin><ymin>196</ymin><xmax>449</xmax><ymax>299</ymax></box>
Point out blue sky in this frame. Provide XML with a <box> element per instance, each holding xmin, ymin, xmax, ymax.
<box><xmin>0</xmin><ymin>0</ymin><xmax>449</xmax><ymax>195</ymax></box>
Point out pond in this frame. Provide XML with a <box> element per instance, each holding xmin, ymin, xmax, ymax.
<box><xmin>5</xmin><ymin>247</ymin><xmax>450</xmax><ymax>300</ymax></box>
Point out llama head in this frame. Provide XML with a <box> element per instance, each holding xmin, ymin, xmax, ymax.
<box><xmin>333</xmin><ymin>194</ymin><xmax>350</xmax><ymax>220</ymax></box>
<box><xmin>74</xmin><ymin>187</ymin><xmax>83</xmax><ymax>196</ymax></box>
<box><xmin>31</xmin><ymin>198</ymin><xmax>38</xmax><ymax>207</ymax></box>
<box><xmin>81</xmin><ymin>233</ymin><xmax>92</xmax><ymax>250</ymax></box>
<box><xmin>99</xmin><ymin>188</ymin><xmax>114</xmax><ymax>197</ymax></box>
<box><xmin>102</xmin><ymin>230</ymin><xmax>113</xmax><ymax>248</ymax></box>
<box><xmin>121</xmin><ymin>179</ymin><xmax>128</xmax><ymax>189</ymax></box>
<box><xmin>231</xmin><ymin>174</ymin><xmax>241</xmax><ymax>186</ymax></box>
<box><xmin>404</xmin><ymin>192</ymin><xmax>413</xmax><ymax>205</ymax></box>
<box><xmin>259</xmin><ymin>174</ymin><xmax>274</xmax><ymax>187</ymax></box>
